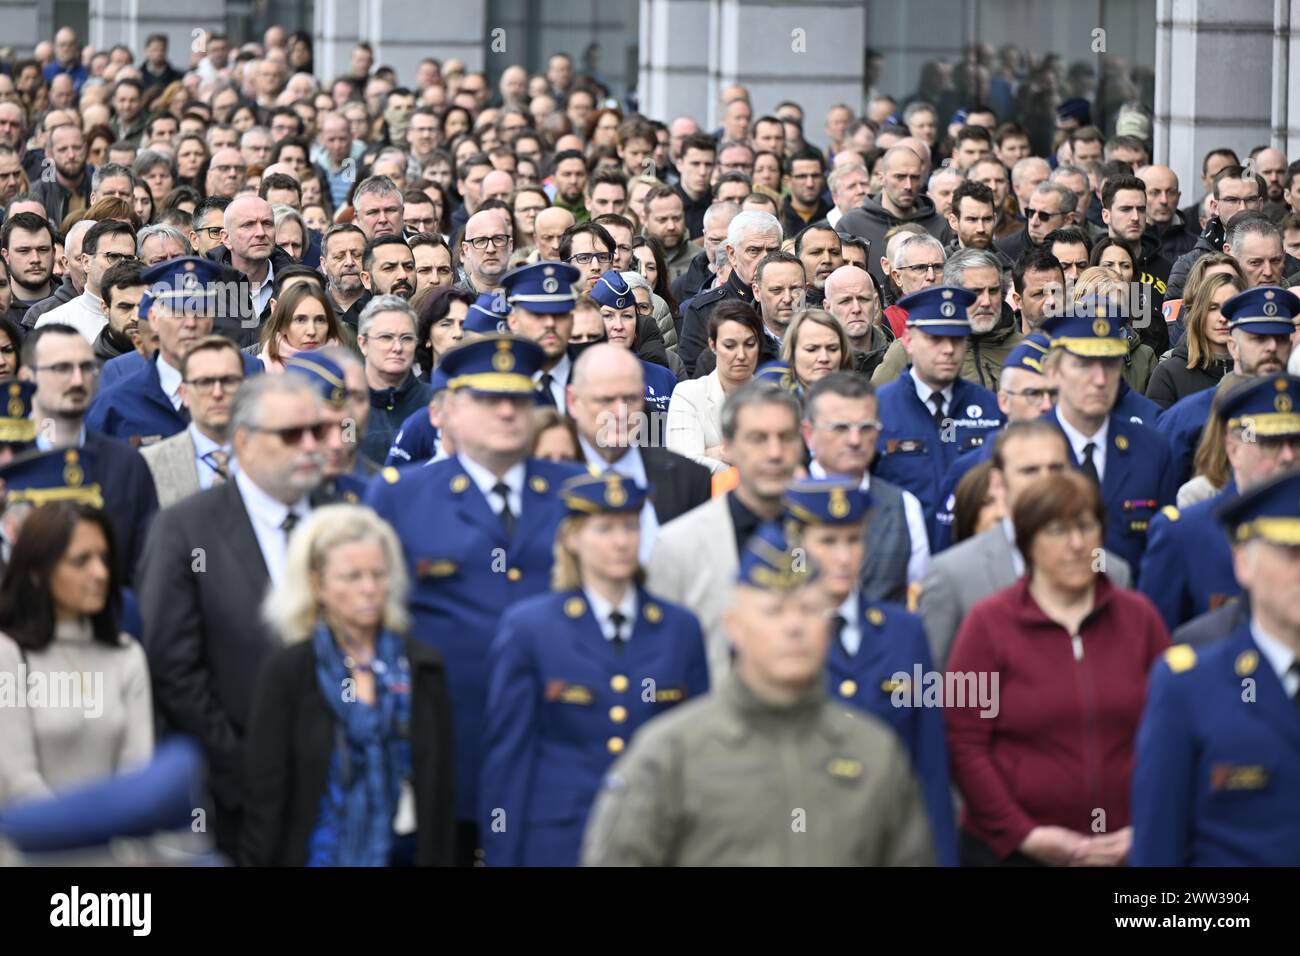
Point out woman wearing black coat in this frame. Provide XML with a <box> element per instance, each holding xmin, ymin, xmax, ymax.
<box><xmin>239</xmin><ymin>505</ymin><xmax>455</xmax><ymax>866</ymax></box>
<box><xmin>1145</xmin><ymin>270</ymin><xmax>1241</xmax><ymax>409</ymax></box>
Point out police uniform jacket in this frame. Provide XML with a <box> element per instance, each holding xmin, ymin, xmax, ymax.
<box><xmin>1132</xmin><ymin>625</ymin><xmax>1300</xmax><ymax>865</ymax></box>
<box><xmin>1154</xmin><ymin>386</ymin><xmax>1216</xmax><ymax>485</ymax></box>
<box><xmin>386</xmin><ymin>406</ymin><xmax>440</xmax><ymax>467</ymax></box>
<box><xmin>85</xmin><ymin>354</ymin><xmax>188</xmax><ymax>447</ymax></box>
<box><xmin>1139</xmin><ymin>483</ymin><xmax>1239</xmax><ymax>632</ymax></box>
<box><xmin>478</xmin><ymin>588</ymin><xmax>709</xmax><ymax>866</ymax></box>
<box><xmin>825</xmin><ymin>597</ymin><xmax>958</xmax><ymax>865</ymax></box>
<box><xmin>363</xmin><ymin>455</ymin><xmax>582</xmax><ymax>820</ymax></box>
<box><xmin>580</xmin><ymin>672</ymin><xmax>937</xmax><ymax>866</ymax></box>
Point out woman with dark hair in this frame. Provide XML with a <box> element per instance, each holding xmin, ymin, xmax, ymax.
<box><xmin>1145</xmin><ymin>267</ymin><xmax>1242</xmax><ymax>409</ymax></box>
<box><xmin>951</xmin><ymin>458</ymin><xmax>1005</xmax><ymax>543</ymax></box>
<box><xmin>271</xmin><ymin>137</ymin><xmax>311</xmax><ymax>178</ymax></box>
<box><xmin>529</xmin><ymin>408</ymin><xmax>581</xmax><ymax>462</ymax></box>
<box><xmin>230</xmin><ymin>103</ymin><xmax>258</xmax><ymax>133</ymax></box>
<box><xmin>420</xmin><ymin>180</ymin><xmax>453</xmax><ymax>238</ymax></box>
<box><xmin>134</xmin><ymin>150</ymin><xmax>177</xmax><ymax>204</ymax></box>
<box><xmin>631</xmin><ymin>234</ymin><xmax>680</xmax><ymax>323</ymax></box>
<box><xmin>287</xmin><ymin>31</ymin><xmax>314</xmax><ymax>74</ymax></box>
<box><xmin>0</xmin><ymin>502</ymin><xmax>152</xmax><ymax>807</ymax></box>
<box><xmin>585</xmin><ymin>107</ymin><xmax>623</xmax><ymax>148</ymax></box>
<box><xmin>158</xmin><ymin>184</ymin><xmax>202</xmax><ymax>217</ymax></box>
<box><xmin>174</xmin><ymin>133</ymin><xmax>209</xmax><ymax>188</ymax></box>
<box><xmin>0</xmin><ymin>315</ymin><xmax>22</xmax><ymax>378</ymax></box>
<box><xmin>512</xmin><ymin>185</ymin><xmax>550</xmax><ymax>250</ymax></box>
<box><xmin>442</xmin><ymin>107</ymin><xmax>473</xmax><ymax>144</ymax></box>
<box><xmin>945</xmin><ymin>471</ymin><xmax>1169</xmax><ymax>866</ymax></box>
<box><xmin>85</xmin><ymin>124</ymin><xmax>116</xmax><ymax>168</ymax></box>
<box><xmin>415</xmin><ymin>286</ymin><xmax>474</xmax><ymax>380</ymax></box>
<box><xmin>132</xmin><ymin>182</ymin><xmax>156</xmax><ymax>227</ymax></box>
<box><xmin>257</xmin><ymin>284</ymin><xmax>347</xmax><ymax>372</ymax></box>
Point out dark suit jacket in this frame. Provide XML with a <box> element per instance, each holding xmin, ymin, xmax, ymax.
<box><xmin>83</xmin><ymin>431</ymin><xmax>160</xmax><ymax>584</ymax></box>
<box><xmin>641</xmin><ymin>446</ymin><xmax>711</xmax><ymax>525</ymax></box>
<box><xmin>137</xmin><ymin>479</ymin><xmax>278</xmax><ymax>829</ymax></box>
<box><xmin>238</xmin><ymin>636</ymin><xmax>456</xmax><ymax>866</ymax></box>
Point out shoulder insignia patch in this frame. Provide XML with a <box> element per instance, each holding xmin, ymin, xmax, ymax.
<box><xmin>382</xmin><ymin>466</ymin><xmax>400</xmax><ymax>484</ymax></box>
<box><xmin>1161</xmin><ymin>505</ymin><xmax>1180</xmax><ymax>522</ymax></box>
<box><xmin>1164</xmin><ymin>644</ymin><xmax>1197</xmax><ymax>674</ymax></box>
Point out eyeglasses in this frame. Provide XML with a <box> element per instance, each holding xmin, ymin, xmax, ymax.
<box><xmin>195</xmin><ymin>226</ymin><xmax>224</xmax><ymax>240</ymax></box>
<box><xmin>465</xmin><ymin>234</ymin><xmax>511</xmax><ymax>250</ymax></box>
<box><xmin>184</xmin><ymin>375</ymin><xmax>244</xmax><ymax>392</ymax></box>
<box><xmin>35</xmin><ymin>361</ymin><xmax>99</xmax><ymax>378</ymax></box>
<box><xmin>1040</xmin><ymin>517</ymin><xmax>1102</xmax><ymax>539</ymax></box>
<box><xmin>568</xmin><ymin>251</ymin><xmax>614</xmax><ymax>265</ymax></box>
<box><xmin>99</xmin><ymin>251</ymin><xmax>134</xmax><ymax>264</ymax></box>
<box><xmin>1001</xmin><ymin>387</ymin><xmax>1059</xmax><ymax>402</ymax></box>
<box><xmin>248</xmin><ymin>421</ymin><xmax>329</xmax><ymax>445</ymax></box>
<box><xmin>813</xmin><ymin>420</ymin><xmax>881</xmax><ymax>437</ymax></box>
<box><xmin>1025</xmin><ymin>207</ymin><xmax>1062</xmax><ymax>221</ymax></box>
<box><xmin>366</xmin><ymin>332</ymin><xmax>418</xmax><ymax>349</ymax></box>
<box><xmin>897</xmin><ymin>262</ymin><xmax>943</xmax><ymax>276</ymax></box>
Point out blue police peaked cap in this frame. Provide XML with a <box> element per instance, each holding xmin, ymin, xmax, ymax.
<box><xmin>559</xmin><ymin>472</ymin><xmax>648</xmax><ymax>516</ymax></box>
<box><xmin>0</xmin><ymin>447</ymin><xmax>103</xmax><ymax>508</ymax></box>
<box><xmin>590</xmin><ymin>270</ymin><xmax>634</xmax><ymax>310</ymax></box>
<box><xmin>284</xmin><ymin>352</ymin><xmax>349</xmax><ymax>408</ymax></box>
<box><xmin>736</xmin><ymin>521</ymin><xmax>818</xmax><ymax>591</ymax></box>
<box><xmin>1220</xmin><ymin>286</ymin><xmax>1300</xmax><ymax>336</ymax></box>
<box><xmin>438</xmin><ymin>334</ymin><xmax>544</xmax><ymax>395</ymax></box>
<box><xmin>138</xmin><ymin>255</ymin><xmax>227</xmax><ymax>320</ymax></box>
<box><xmin>1042</xmin><ymin>296</ymin><xmax>1129</xmax><ymax>357</ymax></box>
<box><xmin>500</xmin><ymin>260</ymin><xmax>581</xmax><ymax>314</ymax></box>
<box><xmin>1216</xmin><ymin>374</ymin><xmax>1300</xmax><ymax>438</ymax></box>
<box><xmin>782</xmin><ymin>477</ymin><xmax>871</xmax><ymax>526</ymax></box>
<box><xmin>465</xmin><ymin>290</ymin><xmax>510</xmax><ymax>334</ymax></box>
<box><xmin>1216</xmin><ymin>469</ymin><xmax>1300</xmax><ymax>546</ymax></box>
<box><xmin>1002</xmin><ymin>332</ymin><xmax>1051</xmax><ymax>373</ymax></box>
<box><xmin>1056</xmin><ymin>98</ymin><xmax>1092</xmax><ymax>125</ymax></box>
<box><xmin>0</xmin><ymin>379</ymin><xmax>36</xmax><ymax>446</ymax></box>
<box><xmin>753</xmin><ymin>361</ymin><xmax>795</xmax><ymax>389</ymax></box>
<box><xmin>897</xmin><ymin>286</ymin><xmax>975</xmax><ymax>336</ymax></box>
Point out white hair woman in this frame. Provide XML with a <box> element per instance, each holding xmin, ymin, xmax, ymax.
<box><xmin>239</xmin><ymin>504</ymin><xmax>455</xmax><ymax>866</ymax></box>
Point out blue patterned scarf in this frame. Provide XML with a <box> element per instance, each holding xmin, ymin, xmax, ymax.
<box><xmin>306</xmin><ymin>621</ymin><xmax>413</xmax><ymax>867</ymax></box>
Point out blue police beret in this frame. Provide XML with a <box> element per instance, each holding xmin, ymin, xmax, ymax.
<box><xmin>438</xmin><ymin>334</ymin><xmax>544</xmax><ymax>396</ymax></box>
<box><xmin>0</xmin><ymin>379</ymin><xmax>36</xmax><ymax>445</ymax></box>
<box><xmin>897</xmin><ymin>286</ymin><xmax>975</xmax><ymax>336</ymax></box>
<box><xmin>753</xmin><ymin>360</ymin><xmax>796</xmax><ymax>389</ymax></box>
<box><xmin>782</xmin><ymin>477</ymin><xmax>871</xmax><ymax>526</ymax></box>
<box><xmin>284</xmin><ymin>352</ymin><xmax>349</xmax><ymax>408</ymax></box>
<box><xmin>500</xmin><ymin>260</ymin><xmax>581</xmax><ymax>314</ymax></box>
<box><xmin>1216</xmin><ymin>469</ymin><xmax>1300</xmax><ymax>545</ymax></box>
<box><xmin>0</xmin><ymin>447</ymin><xmax>103</xmax><ymax>508</ymax></box>
<box><xmin>137</xmin><ymin>255</ymin><xmax>227</xmax><ymax>320</ymax></box>
<box><xmin>736</xmin><ymin>521</ymin><xmax>818</xmax><ymax>591</ymax></box>
<box><xmin>559</xmin><ymin>472</ymin><xmax>648</xmax><ymax>516</ymax></box>
<box><xmin>1041</xmin><ymin>296</ymin><xmax>1129</xmax><ymax>357</ymax></box>
<box><xmin>1057</xmin><ymin>98</ymin><xmax>1092</xmax><ymax>125</ymax></box>
<box><xmin>465</xmin><ymin>291</ymin><xmax>509</xmax><ymax>334</ymax></box>
<box><xmin>590</xmin><ymin>270</ymin><xmax>634</xmax><ymax>310</ymax></box>
<box><xmin>1002</xmin><ymin>332</ymin><xmax>1051</xmax><ymax>373</ymax></box>
<box><xmin>1216</xmin><ymin>374</ymin><xmax>1300</xmax><ymax>438</ymax></box>
<box><xmin>1220</xmin><ymin>286</ymin><xmax>1300</xmax><ymax>336</ymax></box>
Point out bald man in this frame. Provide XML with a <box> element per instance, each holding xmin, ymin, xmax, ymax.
<box><xmin>1253</xmin><ymin>147</ymin><xmax>1289</xmax><ymax>223</ymax></box>
<box><xmin>460</xmin><ymin>208</ymin><xmax>514</xmax><ymax>293</ymax></box>
<box><xmin>822</xmin><ymin>265</ymin><xmax>890</xmax><ymax>374</ymax></box>
<box><xmin>533</xmin><ymin>207</ymin><xmax>575</xmax><ymax>262</ymax></box>
<box><xmin>480</xmin><ymin>169</ymin><xmax>515</xmax><ymax>207</ymax></box>
<box><xmin>1138</xmin><ymin>164</ymin><xmax>1198</xmax><ymax>261</ymax></box>
<box><xmin>212</xmin><ymin>194</ymin><xmax>295</xmax><ymax>337</ymax></box>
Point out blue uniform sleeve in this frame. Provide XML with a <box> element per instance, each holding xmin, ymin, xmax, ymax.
<box><xmin>1138</xmin><ymin>512</ymin><xmax>1189</xmax><ymax>632</ymax></box>
<box><xmin>478</xmin><ymin>610</ymin><xmax>543</xmax><ymax>867</ymax></box>
<box><xmin>1130</xmin><ymin>659</ymin><xmax>1198</xmax><ymax>866</ymax></box>
<box><xmin>903</xmin><ymin>622</ymin><xmax>958</xmax><ymax>866</ymax></box>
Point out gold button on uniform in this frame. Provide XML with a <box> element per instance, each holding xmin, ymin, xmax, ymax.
<box><xmin>607</xmin><ymin>737</ymin><xmax>625</xmax><ymax>754</ymax></box>
<box><xmin>839</xmin><ymin>679</ymin><xmax>858</xmax><ymax>697</ymax></box>
<box><xmin>609</xmin><ymin>705</ymin><xmax>628</xmax><ymax>724</ymax></box>
<box><xmin>610</xmin><ymin>674</ymin><xmax>629</xmax><ymax>693</ymax></box>
<box><xmin>506</xmin><ymin>568</ymin><xmax>521</xmax><ymax>582</ymax></box>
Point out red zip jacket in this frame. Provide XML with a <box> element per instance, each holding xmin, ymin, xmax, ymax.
<box><xmin>944</xmin><ymin>575</ymin><xmax>1170</xmax><ymax>859</ymax></box>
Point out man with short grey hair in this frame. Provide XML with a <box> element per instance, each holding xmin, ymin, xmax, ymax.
<box><xmin>352</xmin><ymin>174</ymin><xmax>404</xmax><ymax>240</ymax></box>
<box><xmin>89</xmin><ymin>162</ymin><xmax>135</xmax><ymax>205</ymax></box>
<box><xmin>672</xmin><ymin>200</ymin><xmax>739</xmax><ymax>302</ymax></box>
<box><xmin>826</xmin><ymin>161</ymin><xmax>870</xmax><ymax>229</ymax></box>
<box><xmin>137</xmin><ymin>223</ymin><xmax>193</xmax><ymax>265</ymax></box>
<box><xmin>926</xmin><ymin>166</ymin><xmax>964</xmax><ymax>221</ymax></box>
<box><xmin>356</xmin><ymin>293</ymin><xmax>433</xmax><ymax>464</ymax></box>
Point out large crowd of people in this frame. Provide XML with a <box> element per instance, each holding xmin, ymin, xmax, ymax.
<box><xmin>0</xmin><ymin>22</ymin><xmax>1297</xmax><ymax>869</ymax></box>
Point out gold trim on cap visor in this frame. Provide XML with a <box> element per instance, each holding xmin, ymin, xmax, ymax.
<box><xmin>1226</xmin><ymin>412</ymin><xmax>1300</xmax><ymax>436</ymax></box>
<box><xmin>1235</xmin><ymin>517</ymin><xmax>1300</xmax><ymax>545</ymax></box>
<box><xmin>446</xmin><ymin>372</ymin><xmax>536</xmax><ymax>393</ymax></box>
<box><xmin>1051</xmin><ymin>336</ymin><xmax>1128</xmax><ymax>357</ymax></box>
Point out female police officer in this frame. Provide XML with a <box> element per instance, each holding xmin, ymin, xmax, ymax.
<box><xmin>478</xmin><ymin>472</ymin><xmax>709</xmax><ymax>866</ymax></box>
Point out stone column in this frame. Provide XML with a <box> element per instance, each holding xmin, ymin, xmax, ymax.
<box><xmin>88</xmin><ymin>0</ymin><xmax>226</xmax><ymax>71</ymax></box>
<box><xmin>314</xmin><ymin>0</ymin><xmax>488</xmax><ymax>86</ymax></box>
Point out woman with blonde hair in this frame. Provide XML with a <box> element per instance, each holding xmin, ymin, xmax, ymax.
<box><xmin>1071</xmin><ymin>265</ymin><xmax>1156</xmax><ymax>394</ymax></box>
<box><xmin>256</xmin><ymin>283</ymin><xmax>347</xmax><ymax>372</ymax></box>
<box><xmin>782</xmin><ymin>308</ymin><xmax>855</xmax><ymax>389</ymax></box>
<box><xmin>240</xmin><ymin>504</ymin><xmax>455</xmax><ymax>866</ymax></box>
<box><xmin>478</xmin><ymin>473</ymin><xmax>709</xmax><ymax>867</ymax></box>
<box><xmin>1145</xmin><ymin>269</ymin><xmax>1243</xmax><ymax>409</ymax></box>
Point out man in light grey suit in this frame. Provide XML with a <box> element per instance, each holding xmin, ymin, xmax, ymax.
<box><xmin>140</xmin><ymin>336</ymin><xmax>244</xmax><ymax>507</ymax></box>
<box><xmin>920</xmin><ymin>420</ymin><xmax>1132</xmax><ymax>667</ymax></box>
<box><xmin>647</xmin><ymin>381</ymin><xmax>804</xmax><ymax>681</ymax></box>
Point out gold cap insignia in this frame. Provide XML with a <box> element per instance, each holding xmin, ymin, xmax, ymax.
<box><xmin>604</xmin><ymin>477</ymin><xmax>627</xmax><ymax>507</ymax></box>
<box><xmin>1092</xmin><ymin>318</ymin><xmax>1110</xmax><ymax>337</ymax></box>
<box><xmin>828</xmin><ymin>486</ymin><xmax>850</xmax><ymax>518</ymax></box>
<box><xmin>63</xmin><ymin>449</ymin><xmax>83</xmax><ymax>487</ymax></box>
<box><xmin>564</xmin><ymin>596</ymin><xmax>586</xmax><ymax>618</ymax></box>
<box><xmin>1235</xmin><ymin>649</ymin><xmax>1258</xmax><ymax>677</ymax></box>
<box><xmin>6</xmin><ymin>397</ymin><xmax>23</xmax><ymax>417</ymax></box>
<box><xmin>1277</xmin><ymin>394</ymin><xmax>1293</xmax><ymax>413</ymax></box>
<box><xmin>450</xmin><ymin>474</ymin><xmax>470</xmax><ymax>493</ymax></box>
<box><xmin>491</xmin><ymin>340</ymin><xmax>516</xmax><ymax>372</ymax></box>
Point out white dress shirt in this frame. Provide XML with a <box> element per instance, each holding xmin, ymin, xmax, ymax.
<box><xmin>579</xmin><ymin>436</ymin><xmax>660</xmax><ymax>564</ymax></box>
<box><xmin>234</xmin><ymin>469</ymin><xmax>310</xmax><ymax>586</ymax></box>
<box><xmin>1251</xmin><ymin>621</ymin><xmax>1300</xmax><ymax>699</ymax></box>
<box><xmin>190</xmin><ymin>424</ymin><xmax>232</xmax><ymax>491</ymax></box>
<box><xmin>248</xmin><ymin>258</ymin><xmax>275</xmax><ymax>317</ymax></box>
<box><xmin>534</xmin><ymin>353</ymin><xmax>571</xmax><ymax>413</ymax></box>
<box><xmin>908</xmin><ymin>367</ymin><xmax>954</xmax><ymax>422</ymax></box>
<box><xmin>584</xmin><ymin>586</ymin><xmax>639</xmax><ymax>643</ymax></box>
<box><xmin>156</xmin><ymin>354</ymin><xmax>184</xmax><ymax>411</ymax></box>
<box><xmin>458</xmin><ymin>453</ymin><xmax>525</xmax><ymax>519</ymax></box>
<box><xmin>35</xmin><ymin>425</ymin><xmax>86</xmax><ymax>452</ymax></box>
<box><xmin>808</xmin><ymin>460</ymin><xmax>931</xmax><ymax>583</ymax></box>
<box><xmin>1057</xmin><ymin>411</ymin><xmax>1109</xmax><ymax>483</ymax></box>
<box><xmin>834</xmin><ymin>590</ymin><xmax>862</xmax><ymax>655</ymax></box>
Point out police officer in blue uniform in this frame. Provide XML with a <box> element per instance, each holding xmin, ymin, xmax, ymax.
<box><xmin>1132</xmin><ymin>470</ymin><xmax>1300</xmax><ymax>866</ymax></box>
<box><xmin>86</xmin><ymin>256</ymin><xmax>261</xmax><ymax>446</ymax></box>
<box><xmin>503</xmin><ymin>260</ymin><xmax>583</xmax><ymax>414</ymax></box>
<box><xmin>1042</xmin><ymin>299</ymin><xmax>1179</xmax><ymax>576</ymax></box>
<box><xmin>1140</xmin><ymin>373</ymin><xmax>1300</xmax><ymax>631</ymax></box>
<box><xmin>753</xmin><ymin>360</ymin><xmax>796</xmax><ymax>390</ymax></box>
<box><xmin>387</xmin><ymin>291</ymin><xmax>509</xmax><ymax>467</ymax></box>
<box><xmin>588</xmin><ymin>270</ymin><xmax>677</xmax><ymax>418</ymax></box>
<box><xmin>478</xmin><ymin>472</ymin><xmax>709</xmax><ymax>866</ymax></box>
<box><xmin>282</xmin><ymin>351</ymin><xmax>379</xmax><ymax>503</ymax></box>
<box><xmin>782</xmin><ymin>477</ymin><xmax>958</xmax><ymax>865</ymax></box>
<box><xmin>874</xmin><ymin>286</ymin><xmax>1004</xmax><ymax>545</ymax></box>
<box><xmin>363</xmin><ymin>333</ymin><xmax>582</xmax><ymax>862</ymax></box>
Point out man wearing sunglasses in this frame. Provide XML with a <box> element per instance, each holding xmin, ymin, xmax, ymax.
<box><xmin>139</xmin><ymin>370</ymin><xmax>326</xmax><ymax>859</ymax></box>
<box><xmin>37</xmin><ymin>220</ymin><xmax>136</xmax><ymax>343</ymax></box>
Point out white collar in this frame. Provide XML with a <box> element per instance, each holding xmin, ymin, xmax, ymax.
<box><xmin>908</xmin><ymin>366</ymin><xmax>954</xmax><ymax>409</ymax></box>
<box><xmin>808</xmin><ymin>458</ymin><xmax>869</xmax><ymax>491</ymax></box>
<box><xmin>1250</xmin><ymin>620</ymin><xmax>1299</xmax><ymax>685</ymax></box>
<box><xmin>579</xmin><ymin>435</ymin><xmax>644</xmax><ymax>481</ymax></box>
<box><xmin>157</xmin><ymin>353</ymin><xmax>184</xmax><ymax>402</ymax></box>
<box><xmin>539</xmin><ymin>352</ymin><xmax>571</xmax><ymax>384</ymax></box>
<box><xmin>1057</xmin><ymin>409</ymin><xmax>1109</xmax><ymax>458</ymax></box>
<box><xmin>457</xmin><ymin>452</ymin><xmax>525</xmax><ymax>499</ymax></box>
<box><xmin>584</xmin><ymin>585</ymin><xmax>639</xmax><ymax>641</ymax></box>
<box><xmin>234</xmin><ymin>467</ymin><xmax>309</xmax><ymax>525</ymax></box>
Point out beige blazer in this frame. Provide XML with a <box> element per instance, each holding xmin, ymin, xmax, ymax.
<box><xmin>665</xmin><ymin>369</ymin><xmax>729</xmax><ymax>474</ymax></box>
<box><xmin>646</xmin><ymin>494</ymin><xmax>738</xmax><ymax>682</ymax></box>
<box><xmin>139</xmin><ymin>428</ymin><xmax>203</xmax><ymax>509</ymax></box>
